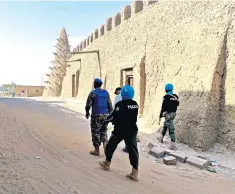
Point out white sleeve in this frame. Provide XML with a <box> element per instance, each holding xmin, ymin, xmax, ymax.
<box><xmin>113</xmin><ymin>96</ymin><xmax>117</xmax><ymax>108</ymax></box>
<box><xmin>118</xmin><ymin>95</ymin><xmax>122</xmax><ymax>102</ymax></box>
<box><xmin>113</xmin><ymin>95</ymin><xmax>122</xmax><ymax>108</ymax></box>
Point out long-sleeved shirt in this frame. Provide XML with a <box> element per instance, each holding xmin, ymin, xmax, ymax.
<box><xmin>85</xmin><ymin>89</ymin><xmax>113</xmax><ymax>115</ymax></box>
<box><xmin>113</xmin><ymin>94</ymin><xmax>122</xmax><ymax>108</ymax></box>
<box><xmin>107</xmin><ymin>99</ymin><xmax>139</xmax><ymax>135</ymax></box>
<box><xmin>159</xmin><ymin>94</ymin><xmax>179</xmax><ymax>118</ymax></box>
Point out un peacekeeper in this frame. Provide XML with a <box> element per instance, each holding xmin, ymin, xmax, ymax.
<box><xmin>158</xmin><ymin>83</ymin><xmax>179</xmax><ymax>150</ymax></box>
<box><xmin>85</xmin><ymin>78</ymin><xmax>113</xmax><ymax>156</ymax></box>
<box><xmin>99</xmin><ymin>85</ymin><xmax>139</xmax><ymax>181</ymax></box>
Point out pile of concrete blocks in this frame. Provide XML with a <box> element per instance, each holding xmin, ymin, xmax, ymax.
<box><xmin>149</xmin><ymin>145</ymin><xmax>210</xmax><ymax>169</ymax></box>
<box><xmin>164</xmin><ymin>149</ymin><xmax>187</xmax><ymax>163</ymax></box>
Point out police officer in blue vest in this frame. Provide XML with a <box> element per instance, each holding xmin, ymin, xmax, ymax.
<box><xmin>99</xmin><ymin>85</ymin><xmax>139</xmax><ymax>181</ymax></box>
<box><xmin>85</xmin><ymin>78</ymin><xmax>113</xmax><ymax>156</ymax></box>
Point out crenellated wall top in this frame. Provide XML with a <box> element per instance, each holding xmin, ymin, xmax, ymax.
<box><xmin>74</xmin><ymin>0</ymin><xmax>158</xmax><ymax>52</ymax></box>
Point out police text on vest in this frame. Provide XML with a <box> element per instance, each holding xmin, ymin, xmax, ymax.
<box><xmin>127</xmin><ymin>105</ymin><xmax>139</xmax><ymax>109</ymax></box>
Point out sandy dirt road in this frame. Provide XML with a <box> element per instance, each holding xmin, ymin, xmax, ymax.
<box><xmin>0</xmin><ymin>97</ymin><xmax>234</xmax><ymax>194</ymax></box>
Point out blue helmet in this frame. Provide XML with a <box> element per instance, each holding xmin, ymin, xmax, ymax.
<box><xmin>94</xmin><ymin>78</ymin><xmax>103</xmax><ymax>84</ymax></box>
<box><xmin>121</xmin><ymin>85</ymin><xmax>134</xmax><ymax>100</ymax></box>
<box><xmin>165</xmin><ymin>83</ymin><xmax>174</xmax><ymax>91</ymax></box>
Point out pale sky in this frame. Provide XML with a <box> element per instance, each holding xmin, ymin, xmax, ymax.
<box><xmin>0</xmin><ymin>1</ymin><xmax>130</xmax><ymax>86</ymax></box>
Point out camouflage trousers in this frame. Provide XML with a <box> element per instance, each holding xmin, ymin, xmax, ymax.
<box><xmin>162</xmin><ymin>112</ymin><xmax>176</xmax><ymax>142</ymax></box>
<box><xmin>90</xmin><ymin>114</ymin><xmax>108</xmax><ymax>147</ymax></box>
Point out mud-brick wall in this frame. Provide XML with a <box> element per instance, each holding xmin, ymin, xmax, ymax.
<box><xmin>61</xmin><ymin>1</ymin><xmax>235</xmax><ymax>151</ymax></box>
<box><xmin>43</xmin><ymin>28</ymin><xmax>70</xmax><ymax>97</ymax></box>
<box><xmin>217</xmin><ymin>19</ymin><xmax>235</xmax><ymax>150</ymax></box>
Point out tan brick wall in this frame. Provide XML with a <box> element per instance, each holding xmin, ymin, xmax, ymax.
<box><xmin>15</xmin><ymin>85</ymin><xmax>45</xmax><ymax>97</ymax></box>
<box><xmin>60</xmin><ymin>1</ymin><xmax>235</xmax><ymax>151</ymax></box>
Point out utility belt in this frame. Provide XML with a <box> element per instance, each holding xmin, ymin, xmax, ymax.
<box><xmin>91</xmin><ymin>114</ymin><xmax>109</xmax><ymax>118</ymax></box>
<box><xmin>163</xmin><ymin>112</ymin><xmax>176</xmax><ymax>120</ymax></box>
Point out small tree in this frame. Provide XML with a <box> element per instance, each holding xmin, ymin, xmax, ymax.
<box><xmin>2</xmin><ymin>82</ymin><xmax>16</xmax><ymax>91</ymax></box>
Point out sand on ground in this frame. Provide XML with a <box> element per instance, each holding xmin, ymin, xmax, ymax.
<box><xmin>0</xmin><ymin>97</ymin><xmax>234</xmax><ymax>194</ymax></box>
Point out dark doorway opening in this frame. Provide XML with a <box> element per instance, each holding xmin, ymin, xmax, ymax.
<box><xmin>126</xmin><ymin>76</ymin><xmax>133</xmax><ymax>86</ymax></box>
<box><xmin>75</xmin><ymin>70</ymin><xmax>80</xmax><ymax>96</ymax></box>
<box><xmin>72</xmin><ymin>74</ymin><xmax>75</xmax><ymax>97</ymax></box>
<box><xmin>121</xmin><ymin>68</ymin><xmax>134</xmax><ymax>87</ymax></box>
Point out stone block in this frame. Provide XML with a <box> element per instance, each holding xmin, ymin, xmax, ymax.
<box><xmin>146</xmin><ymin>0</ymin><xmax>158</xmax><ymax>6</ymax></box>
<box><xmin>122</xmin><ymin>5</ymin><xmax>131</xmax><ymax>20</ymax></box>
<box><xmin>164</xmin><ymin>149</ymin><xmax>187</xmax><ymax>163</ymax></box>
<box><xmin>114</xmin><ymin>13</ymin><xmax>121</xmax><ymax>27</ymax></box>
<box><xmin>86</xmin><ymin>37</ymin><xmax>89</xmax><ymax>46</ymax></box>
<box><xmin>83</xmin><ymin>39</ymin><xmax>86</xmax><ymax>48</ymax></box>
<box><xmin>76</xmin><ymin>45</ymin><xmax>80</xmax><ymax>52</ymax></box>
<box><xmin>186</xmin><ymin>156</ymin><xmax>210</xmax><ymax>169</ymax></box>
<box><xmin>106</xmin><ymin>17</ymin><xmax>112</xmax><ymax>31</ymax></box>
<box><xmin>149</xmin><ymin>147</ymin><xmax>165</xmax><ymax>158</ymax></box>
<box><xmin>94</xmin><ymin>29</ymin><xmax>98</xmax><ymax>39</ymax></box>
<box><xmin>148</xmin><ymin>142</ymin><xmax>154</xmax><ymax>149</ymax></box>
<box><xmin>163</xmin><ymin>156</ymin><xmax>177</xmax><ymax>165</ymax></box>
<box><xmin>164</xmin><ymin>148</ymin><xmax>172</xmax><ymax>155</ymax></box>
<box><xmin>90</xmin><ymin>34</ymin><xmax>93</xmax><ymax>43</ymax></box>
<box><xmin>100</xmin><ymin>25</ymin><xmax>104</xmax><ymax>36</ymax></box>
<box><xmin>132</xmin><ymin>1</ymin><xmax>143</xmax><ymax>14</ymax></box>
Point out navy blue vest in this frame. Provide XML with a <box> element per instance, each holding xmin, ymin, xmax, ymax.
<box><xmin>92</xmin><ymin>88</ymin><xmax>109</xmax><ymax>114</ymax></box>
